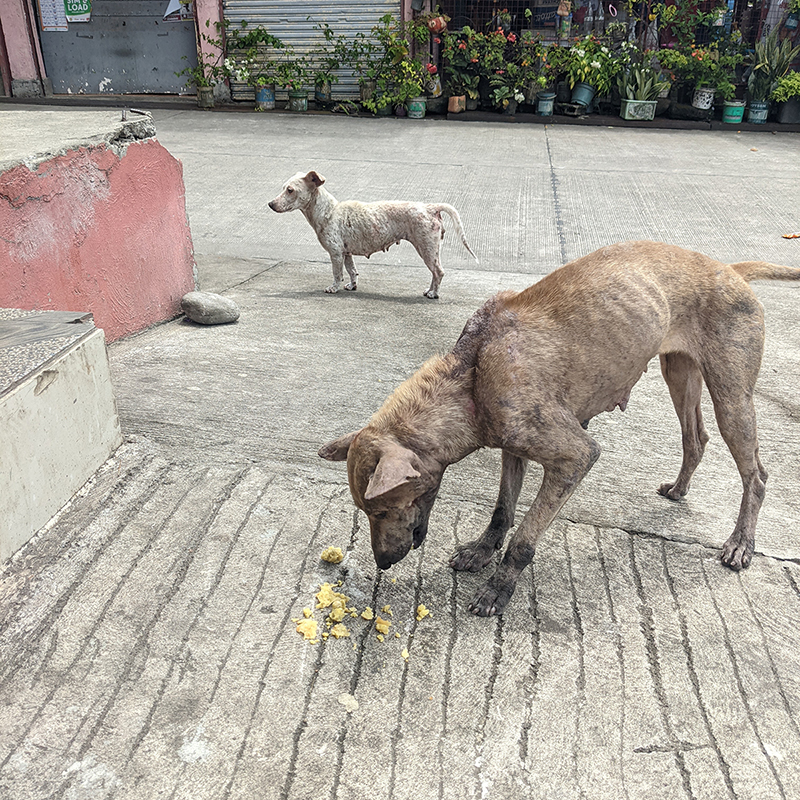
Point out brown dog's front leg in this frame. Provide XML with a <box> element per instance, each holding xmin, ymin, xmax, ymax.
<box><xmin>469</xmin><ymin>436</ymin><xmax>600</xmax><ymax>617</ymax></box>
<box><xmin>325</xmin><ymin>254</ymin><xmax>345</xmax><ymax>294</ymax></box>
<box><xmin>450</xmin><ymin>451</ymin><xmax>527</xmax><ymax>572</ymax></box>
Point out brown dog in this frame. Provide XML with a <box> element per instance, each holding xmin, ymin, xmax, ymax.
<box><xmin>319</xmin><ymin>241</ymin><xmax>800</xmax><ymax>616</ymax></box>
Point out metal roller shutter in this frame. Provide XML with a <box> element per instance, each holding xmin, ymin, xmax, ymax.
<box><xmin>222</xmin><ymin>0</ymin><xmax>402</xmax><ymax>100</ymax></box>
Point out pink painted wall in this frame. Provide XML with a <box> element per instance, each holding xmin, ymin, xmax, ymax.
<box><xmin>1</xmin><ymin>0</ymin><xmax>41</xmax><ymax>82</ymax></box>
<box><xmin>0</xmin><ymin>139</ymin><xmax>196</xmax><ymax>342</ymax></box>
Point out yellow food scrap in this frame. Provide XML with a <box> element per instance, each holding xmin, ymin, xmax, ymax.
<box><xmin>381</xmin><ymin>604</ymin><xmax>393</xmax><ymax>616</ymax></box>
<box><xmin>330</xmin><ymin>623</ymin><xmax>351</xmax><ymax>639</ymax></box>
<box><xmin>316</xmin><ymin>582</ymin><xmax>349</xmax><ymax>610</ymax></box>
<box><xmin>302</xmin><ymin>607</ymin><xmax>313</xmax><ymax>619</ymax></box>
<box><xmin>395</xmin><ymin>633</ymin><xmax>401</xmax><ymax>639</ymax></box>
<box><xmin>329</xmin><ymin>606</ymin><xmax>347</xmax><ymax>623</ymax></box>
<box><xmin>377</xmin><ymin>634</ymin><xmax>385</xmax><ymax>642</ymax></box>
<box><xmin>401</xmin><ymin>648</ymin><xmax>409</xmax><ymax>660</ymax></box>
<box><xmin>294</xmin><ymin>617</ymin><xmax>318</xmax><ymax>641</ymax></box>
<box><xmin>321</xmin><ymin>546</ymin><xmax>344</xmax><ymax>564</ymax></box>
<box><xmin>361</xmin><ymin>607</ymin><xmax>374</xmax><ymax>621</ymax></box>
<box><xmin>375</xmin><ymin>617</ymin><xmax>391</xmax><ymax>635</ymax></box>
<box><xmin>416</xmin><ymin>604</ymin><xmax>431</xmax><ymax>621</ymax></box>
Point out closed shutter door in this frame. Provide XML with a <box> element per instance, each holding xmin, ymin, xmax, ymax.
<box><xmin>222</xmin><ymin>0</ymin><xmax>401</xmax><ymax>100</ymax></box>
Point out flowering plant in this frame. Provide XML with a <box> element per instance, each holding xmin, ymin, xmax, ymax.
<box><xmin>565</xmin><ymin>35</ymin><xmax>622</xmax><ymax>96</ymax></box>
<box><xmin>489</xmin><ymin>62</ymin><xmax>528</xmax><ymax>107</ymax></box>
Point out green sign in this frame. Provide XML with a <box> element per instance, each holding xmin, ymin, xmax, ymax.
<box><xmin>64</xmin><ymin>0</ymin><xmax>91</xmax><ymax>22</ymax></box>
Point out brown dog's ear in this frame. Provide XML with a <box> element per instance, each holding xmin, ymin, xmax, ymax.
<box><xmin>364</xmin><ymin>446</ymin><xmax>421</xmax><ymax>500</ymax></box>
<box><xmin>318</xmin><ymin>430</ymin><xmax>360</xmax><ymax>461</ymax></box>
<box><xmin>304</xmin><ymin>171</ymin><xmax>325</xmax><ymax>187</ymax></box>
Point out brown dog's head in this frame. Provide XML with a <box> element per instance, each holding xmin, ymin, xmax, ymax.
<box><xmin>319</xmin><ymin>428</ymin><xmax>445</xmax><ymax>570</ymax></box>
<box><xmin>268</xmin><ymin>170</ymin><xmax>325</xmax><ymax>214</ymax></box>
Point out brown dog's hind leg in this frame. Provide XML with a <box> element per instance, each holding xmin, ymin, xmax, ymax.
<box><xmin>450</xmin><ymin>452</ymin><xmax>528</xmax><ymax>572</ymax></box>
<box><xmin>343</xmin><ymin>255</ymin><xmax>358</xmax><ymax>291</ymax></box>
<box><xmin>658</xmin><ymin>352</ymin><xmax>709</xmax><ymax>500</ymax></box>
<box><xmin>469</xmin><ymin>425</ymin><xmax>600</xmax><ymax>616</ymax></box>
<box><xmin>703</xmin><ymin>352</ymin><xmax>767</xmax><ymax>571</ymax></box>
<box><xmin>411</xmin><ymin>221</ymin><xmax>444</xmax><ymax>299</ymax></box>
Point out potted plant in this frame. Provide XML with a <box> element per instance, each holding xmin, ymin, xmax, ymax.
<box><xmin>416</xmin><ymin>7</ymin><xmax>450</xmax><ymax>34</ymax></box>
<box><xmin>310</xmin><ymin>21</ymin><xmax>345</xmax><ymax>105</ymax></box>
<box><xmin>772</xmin><ymin>70</ymin><xmax>800</xmax><ymax>124</ymax></box>
<box><xmin>616</xmin><ymin>61</ymin><xmax>671</xmax><ymax>120</ymax></box>
<box><xmin>565</xmin><ymin>34</ymin><xmax>623</xmax><ymax>107</ymax></box>
<box><xmin>226</xmin><ymin>24</ymin><xmax>286</xmax><ymax>111</ymax></box>
<box><xmin>274</xmin><ymin>48</ymin><xmax>311</xmax><ymax>112</ymax></box>
<box><xmin>176</xmin><ymin>19</ymin><xmax>230</xmax><ymax>108</ymax></box>
<box><xmin>441</xmin><ymin>27</ymin><xmax>484</xmax><ymax>110</ymax></box>
<box><xmin>489</xmin><ymin>62</ymin><xmax>527</xmax><ymax>114</ymax></box>
<box><xmin>746</xmin><ymin>29</ymin><xmax>800</xmax><ymax>123</ymax></box>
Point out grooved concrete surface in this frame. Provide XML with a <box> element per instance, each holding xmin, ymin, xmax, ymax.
<box><xmin>1</xmin><ymin>108</ymin><xmax>800</xmax><ymax>800</ymax></box>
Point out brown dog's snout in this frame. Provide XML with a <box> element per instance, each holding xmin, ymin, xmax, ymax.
<box><xmin>268</xmin><ymin>200</ymin><xmax>277</xmax><ymax>212</ymax></box>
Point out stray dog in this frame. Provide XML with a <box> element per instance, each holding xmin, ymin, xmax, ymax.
<box><xmin>268</xmin><ymin>171</ymin><xmax>477</xmax><ymax>298</ymax></box>
<box><xmin>319</xmin><ymin>241</ymin><xmax>800</xmax><ymax>616</ymax></box>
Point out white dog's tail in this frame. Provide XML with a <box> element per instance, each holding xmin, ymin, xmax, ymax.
<box><xmin>730</xmin><ymin>261</ymin><xmax>800</xmax><ymax>282</ymax></box>
<box><xmin>432</xmin><ymin>204</ymin><xmax>479</xmax><ymax>263</ymax></box>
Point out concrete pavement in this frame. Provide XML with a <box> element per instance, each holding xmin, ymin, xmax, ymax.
<box><xmin>1</xmin><ymin>107</ymin><xmax>800</xmax><ymax>799</ymax></box>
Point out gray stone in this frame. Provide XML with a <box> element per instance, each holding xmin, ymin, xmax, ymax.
<box><xmin>180</xmin><ymin>291</ymin><xmax>240</xmax><ymax>325</ymax></box>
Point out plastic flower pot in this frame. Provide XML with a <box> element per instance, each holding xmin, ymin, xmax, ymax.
<box><xmin>691</xmin><ymin>86</ymin><xmax>715</xmax><ymax>110</ymax></box>
<box><xmin>447</xmin><ymin>95</ymin><xmax>465</xmax><ymax>114</ymax></box>
<box><xmin>747</xmin><ymin>100</ymin><xmax>768</xmax><ymax>124</ymax></box>
<box><xmin>408</xmin><ymin>96</ymin><xmax>427</xmax><ymax>118</ymax></box>
<box><xmin>466</xmin><ymin>97</ymin><xmax>479</xmax><ymax>111</ymax></box>
<box><xmin>571</xmin><ymin>82</ymin><xmax>596</xmax><ymax>107</ymax></box>
<box><xmin>777</xmin><ymin>97</ymin><xmax>800</xmax><ymax>124</ymax></box>
<box><xmin>620</xmin><ymin>98</ymin><xmax>657</xmax><ymax>121</ymax></box>
<box><xmin>314</xmin><ymin>82</ymin><xmax>332</xmax><ymax>104</ymax></box>
<box><xmin>287</xmin><ymin>90</ymin><xmax>308</xmax><ymax>112</ymax></box>
<box><xmin>722</xmin><ymin>100</ymin><xmax>745</xmax><ymax>124</ymax></box>
<box><xmin>196</xmin><ymin>86</ymin><xmax>214</xmax><ymax>108</ymax></box>
<box><xmin>255</xmin><ymin>84</ymin><xmax>275</xmax><ymax>111</ymax></box>
<box><xmin>536</xmin><ymin>91</ymin><xmax>556</xmax><ymax>115</ymax></box>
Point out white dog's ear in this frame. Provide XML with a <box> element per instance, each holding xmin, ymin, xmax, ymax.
<box><xmin>364</xmin><ymin>446</ymin><xmax>420</xmax><ymax>500</ymax></box>
<box><xmin>305</xmin><ymin>171</ymin><xmax>326</xmax><ymax>187</ymax></box>
<box><xmin>318</xmin><ymin>429</ymin><xmax>360</xmax><ymax>461</ymax></box>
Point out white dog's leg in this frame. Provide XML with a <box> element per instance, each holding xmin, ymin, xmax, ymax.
<box><xmin>344</xmin><ymin>255</ymin><xmax>358</xmax><ymax>291</ymax></box>
<box><xmin>326</xmin><ymin>253</ymin><xmax>345</xmax><ymax>293</ymax></box>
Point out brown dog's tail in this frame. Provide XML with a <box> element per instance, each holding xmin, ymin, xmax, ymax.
<box><xmin>433</xmin><ymin>204</ymin><xmax>479</xmax><ymax>263</ymax></box>
<box><xmin>731</xmin><ymin>261</ymin><xmax>800</xmax><ymax>282</ymax></box>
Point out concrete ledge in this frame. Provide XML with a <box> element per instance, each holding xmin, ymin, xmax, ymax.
<box><xmin>0</xmin><ymin>309</ymin><xmax>122</xmax><ymax>561</ymax></box>
<box><xmin>0</xmin><ymin>110</ymin><xmax>197</xmax><ymax>342</ymax></box>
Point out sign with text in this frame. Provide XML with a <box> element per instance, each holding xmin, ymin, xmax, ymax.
<box><xmin>64</xmin><ymin>0</ymin><xmax>91</xmax><ymax>22</ymax></box>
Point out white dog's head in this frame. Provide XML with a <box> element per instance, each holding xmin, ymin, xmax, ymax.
<box><xmin>268</xmin><ymin>170</ymin><xmax>325</xmax><ymax>213</ymax></box>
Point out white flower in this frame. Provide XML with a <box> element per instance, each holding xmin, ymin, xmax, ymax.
<box><xmin>576</xmin><ymin>48</ymin><xmax>585</xmax><ymax>56</ymax></box>
<box><xmin>591</xmin><ymin>60</ymin><xmax>601</xmax><ymax>69</ymax></box>
<box><xmin>601</xmin><ymin>46</ymin><xmax>609</xmax><ymax>54</ymax></box>
<box><xmin>514</xmin><ymin>90</ymin><xmax>525</xmax><ymax>102</ymax></box>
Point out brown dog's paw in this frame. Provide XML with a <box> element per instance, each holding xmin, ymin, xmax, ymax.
<box><xmin>449</xmin><ymin>540</ymin><xmax>495</xmax><ymax>573</ymax></box>
<box><xmin>658</xmin><ymin>481</ymin><xmax>688</xmax><ymax>500</ymax></box>
<box><xmin>468</xmin><ymin>579</ymin><xmax>514</xmax><ymax>617</ymax></box>
<box><xmin>721</xmin><ymin>532</ymin><xmax>754</xmax><ymax>571</ymax></box>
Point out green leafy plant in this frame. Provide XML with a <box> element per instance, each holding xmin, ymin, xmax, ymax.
<box><xmin>747</xmin><ymin>28</ymin><xmax>800</xmax><ymax>101</ymax></box>
<box><xmin>309</xmin><ymin>20</ymin><xmax>346</xmax><ymax>90</ymax></box>
<box><xmin>617</xmin><ymin>62</ymin><xmax>671</xmax><ymax>100</ymax></box>
<box><xmin>226</xmin><ymin>22</ymin><xmax>286</xmax><ymax>88</ymax></box>
<box><xmin>565</xmin><ymin>34</ymin><xmax>623</xmax><ymax>96</ymax></box>
<box><xmin>772</xmin><ymin>70</ymin><xmax>800</xmax><ymax>102</ymax></box>
<box><xmin>273</xmin><ymin>47</ymin><xmax>311</xmax><ymax>92</ymax></box>
<box><xmin>362</xmin><ymin>58</ymin><xmax>425</xmax><ymax>113</ymax></box>
<box><xmin>176</xmin><ymin>19</ymin><xmax>230</xmax><ymax>88</ymax></box>
<box><xmin>489</xmin><ymin>62</ymin><xmax>528</xmax><ymax>108</ymax></box>
<box><xmin>652</xmin><ymin>0</ymin><xmax>728</xmax><ymax>50</ymax></box>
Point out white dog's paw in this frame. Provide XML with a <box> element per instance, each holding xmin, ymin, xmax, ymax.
<box><xmin>423</xmin><ymin>289</ymin><xmax>439</xmax><ymax>299</ymax></box>
<box><xmin>344</xmin><ymin>282</ymin><xmax>357</xmax><ymax>291</ymax></box>
<box><xmin>324</xmin><ymin>284</ymin><xmax>340</xmax><ymax>294</ymax></box>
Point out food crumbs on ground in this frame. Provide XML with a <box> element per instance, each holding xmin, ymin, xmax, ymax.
<box><xmin>377</xmin><ymin>634</ymin><xmax>385</xmax><ymax>642</ymax></box>
<box><xmin>391</xmin><ymin>578</ymin><xmax>396</xmax><ymax>583</ymax></box>
<box><xmin>395</xmin><ymin>633</ymin><xmax>400</xmax><ymax>639</ymax></box>
<box><xmin>416</xmin><ymin>604</ymin><xmax>431</xmax><ymax>621</ymax></box>
<box><xmin>361</xmin><ymin>606</ymin><xmax>374</xmax><ymax>620</ymax></box>
<box><xmin>294</xmin><ymin>617</ymin><xmax>318</xmax><ymax>641</ymax></box>
<box><xmin>330</xmin><ymin>623</ymin><xmax>351</xmax><ymax>639</ymax></box>
<box><xmin>338</xmin><ymin>693</ymin><xmax>359</xmax><ymax>713</ymax></box>
<box><xmin>329</xmin><ymin>606</ymin><xmax>346</xmax><ymax>623</ymax></box>
<box><xmin>322</xmin><ymin>632</ymin><xmax>329</xmax><ymax>640</ymax></box>
<box><xmin>375</xmin><ymin>617</ymin><xmax>391</xmax><ymax>635</ymax></box>
<box><xmin>302</xmin><ymin>607</ymin><xmax>313</xmax><ymax>619</ymax></box>
<box><xmin>321</xmin><ymin>546</ymin><xmax>344</xmax><ymax>564</ymax></box>
<box><xmin>401</xmin><ymin>648</ymin><xmax>409</xmax><ymax>660</ymax></box>
<box><xmin>382</xmin><ymin>604</ymin><xmax>392</xmax><ymax>616</ymax></box>
<box><xmin>316</xmin><ymin>582</ymin><xmax>349</xmax><ymax>610</ymax></box>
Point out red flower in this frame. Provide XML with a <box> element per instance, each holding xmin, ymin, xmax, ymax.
<box><xmin>470</xmin><ymin>57</ymin><xmax>479</xmax><ymax>63</ymax></box>
<box><xmin>458</xmin><ymin>41</ymin><xmax>467</xmax><ymax>49</ymax></box>
<box><xmin>425</xmin><ymin>63</ymin><xmax>438</xmax><ymax>75</ymax></box>
<box><xmin>434</xmin><ymin>37</ymin><xmax>441</xmax><ymax>44</ymax></box>
<box><xmin>507</xmin><ymin>33</ymin><xmax>517</xmax><ymax>42</ymax></box>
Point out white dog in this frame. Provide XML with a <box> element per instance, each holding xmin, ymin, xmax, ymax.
<box><xmin>268</xmin><ymin>171</ymin><xmax>477</xmax><ymax>298</ymax></box>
